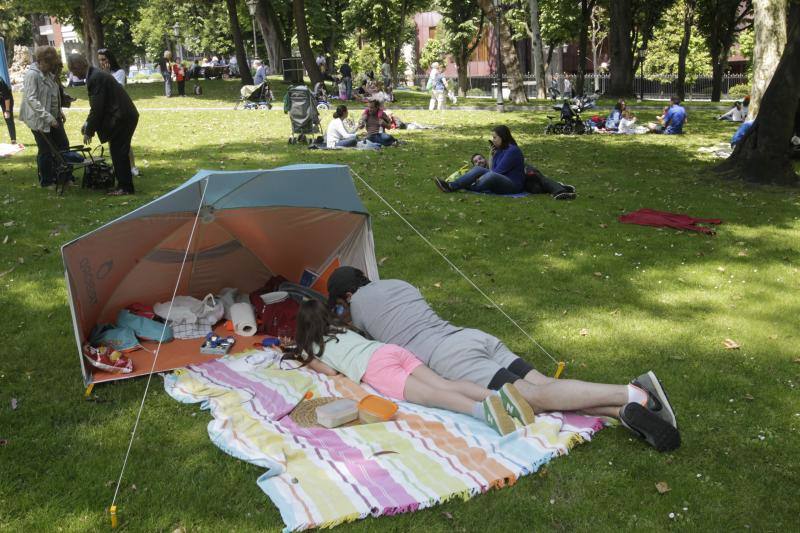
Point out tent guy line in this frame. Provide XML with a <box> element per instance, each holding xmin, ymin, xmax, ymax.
<box><xmin>109</xmin><ymin>178</ymin><xmax>210</xmax><ymax>519</ymax></box>
<box><xmin>349</xmin><ymin>168</ymin><xmax>563</xmax><ymax>372</ymax></box>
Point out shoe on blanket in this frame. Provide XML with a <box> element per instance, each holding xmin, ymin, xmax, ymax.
<box><xmin>619</xmin><ymin>402</ymin><xmax>680</xmax><ymax>452</ymax></box>
<box><xmin>631</xmin><ymin>371</ymin><xmax>677</xmax><ymax>428</ymax></box>
<box><xmin>433</xmin><ymin>177</ymin><xmax>452</xmax><ymax>193</ymax></box>
<box><xmin>483</xmin><ymin>395</ymin><xmax>517</xmax><ymax>436</ymax></box>
<box><xmin>497</xmin><ymin>383</ymin><xmax>535</xmax><ymax>425</ymax></box>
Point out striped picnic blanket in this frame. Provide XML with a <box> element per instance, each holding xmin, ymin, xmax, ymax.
<box><xmin>164</xmin><ymin>350</ymin><xmax>606</xmax><ymax>531</ymax></box>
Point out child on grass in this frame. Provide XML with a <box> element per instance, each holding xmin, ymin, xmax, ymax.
<box><xmin>292</xmin><ymin>299</ymin><xmax>535</xmax><ymax>435</ymax></box>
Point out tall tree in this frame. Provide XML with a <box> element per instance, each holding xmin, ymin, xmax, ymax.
<box><xmin>254</xmin><ymin>0</ymin><xmax>292</xmax><ymax>73</ymax></box>
<box><xmin>293</xmin><ymin>0</ymin><xmax>324</xmax><ymax>85</ymax></box>
<box><xmin>575</xmin><ymin>0</ymin><xmax>596</xmax><ymax>96</ymax></box>
<box><xmin>529</xmin><ymin>0</ymin><xmax>547</xmax><ymax>98</ymax></box>
<box><xmin>608</xmin><ymin>0</ymin><xmax>634</xmax><ymax>96</ymax></box>
<box><xmin>439</xmin><ymin>0</ymin><xmax>485</xmax><ymax>97</ymax></box>
<box><xmin>697</xmin><ymin>0</ymin><xmax>752</xmax><ymax>101</ymax></box>
<box><xmin>748</xmin><ymin>0</ymin><xmax>787</xmax><ymax>118</ymax></box>
<box><xmin>715</xmin><ymin>2</ymin><xmax>799</xmax><ymax>185</ymax></box>
<box><xmin>677</xmin><ymin>0</ymin><xmax>697</xmax><ymax>100</ymax></box>
<box><xmin>79</xmin><ymin>0</ymin><xmax>105</xmax><ymax>65</ymax></box>
<box><xmin>226</xmin><ymin>0</ymin><xmax>254</xmax><ymax>84</ymax></box>
<box><xmin>477</xmin><ymin>0</ymin><xmax>528</xmax><ymax>104</ymax></box>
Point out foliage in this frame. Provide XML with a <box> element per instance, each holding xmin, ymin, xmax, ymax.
<box><xmin>419</xmin><ymin>37</ymin><xmax>445</xmax><ymax>70</ymax></box>
<box><xmin>466</xmin><ymin>87</ymin><xmax>485</xmax><ymax>95</ymax></box>
<box><xmin>644</xmin><ymin>0</ymin><xmax>711</xmax><ymax>80</ymax></box>
<box><xmin>342</xmin><ymin>0</ymin><xmax>427</xmax><ymax>69</ymax></box>
<box><xmin>727</xmin><ymin>82</ymin><xmax>750</xmax><ymax>98</ymax></box>
<box><xmin>0</xmin><ymin>1</ymin><xmax>31</xmax><ymax>58</ymax></box>
<box><xmin>538</xmin><ymin>0</ymin><xmax>581</xmax><ymax>45</ymax></box>
<box><xmin>736</xmin><ymin>27</ymin><xmax>754</xmax><ymax>76</ymax></box>
<box><xmin>437</xmin><ymin>0</ymin><xmax>484</xmax><ymax>64</ymax></box>
<box><xmin>339</xmin><ymin>36</ymin><xmax>383</xmax><ymax>79</ymax></box>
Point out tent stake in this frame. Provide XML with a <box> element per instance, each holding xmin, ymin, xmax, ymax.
<box><xmin>553</xmin><ymin>361</ymin><xmax>566</xmax><ymax>379</ymax></box>
<box><xmin>110</xmin><ymin>505</ymin><xmax>118</xmax><ymax>528</ymax></box>
<box><xmin>84</xmin><ymin>383</ymin><xmax>94</xmax><ymax>398</ymax></box>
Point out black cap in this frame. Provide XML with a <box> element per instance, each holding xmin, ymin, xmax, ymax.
<box><xmin>327</xmin><ymin>266</ymin><xmax>369</xmax><ymax>307</ymax></box>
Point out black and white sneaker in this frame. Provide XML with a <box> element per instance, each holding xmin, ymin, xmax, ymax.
<box><xmin>632</xmin><ymin>371</ymin><xmax>677</xmax><ymax>428</ymax></box>
<box><xmin>559</xmin><ymin>183</ymin><xmax>576</xmax><ymax>193</ymax></box>
<box><xmin>619</xmin><ymin>402</ymin><xmax>681</xmax><ymax>452</ymax></box>
<box><xmin>433</xmin><ymin>177</ymin><xmax>452</xmax><ymax>193</ymax></box>
<box><xmin>553</xmin><ymin>191</ymin><xmax>577</xmax><ymax>200</ymax></box>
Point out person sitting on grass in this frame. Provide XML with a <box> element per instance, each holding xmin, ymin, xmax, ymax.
<box><xmin>648</xmin><ymin>96</ymin><xmax>687</xmax><ymax>134</ymax></box>
<box><xmin>718</xmin><ymin>101</ymin><xmax>745</xmax><ymax>122</ymax></box>
<box><xmin>326</xmin><ymin>105</ymin><xmax>358</xmax><ymax>148</ymax></box>
<box><xmin>618</xmin><ymin>110</ymin><xmax>648</xmax><ymax>135</ymax></box>
<box><xmin>357</xmin><ymin>96</ymin><xmax>397</xmax><ymax>146</ymax></box>
<box><xmin>326</xmin><ymin>266</ymin><xmax>682</xmax><ymax>452</ymax></box>
<box><xmin>605</xmin><ymin>99</ymin><xmax>626</xmax><ymax>130</ymax></box>
<box><xmin>730</xmin><ymin>119</ymin><xmax>755</xmax><ymax>148</ymax></box>
<box><xmin>434</xmin><ymin>125</ymin><xmax>525</xmax><ymax>195</ymax></box>
<box><xmin>291</xmin><ymin>299</ymin><xmax>533</xmax><ymax>436</ymax></box>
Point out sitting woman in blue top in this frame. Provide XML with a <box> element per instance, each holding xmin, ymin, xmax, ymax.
<box><xmin>434</xmin><ymin>125</ymin><xmax>525</xmax><ymax>195</ymax></box>
<box><xmin>605</xmin><ymin>99</ymin><xmax>626</xmax><ymax>130</ymax></box>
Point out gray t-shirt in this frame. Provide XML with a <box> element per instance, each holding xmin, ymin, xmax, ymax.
<box><xmin>350</xmin><ymin>279</ymin><xmax>463</xmax><ymax>365</ymax></box>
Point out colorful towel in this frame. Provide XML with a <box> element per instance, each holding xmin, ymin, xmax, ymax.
<box><xmin>165</xmin><ymin>350</ymin><xmax>605</xmax><ymax>531</ymax></box>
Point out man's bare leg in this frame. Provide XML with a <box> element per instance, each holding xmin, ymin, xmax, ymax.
<box><xmin>513</xmin><ymin>379</ymin><xmax>627</xmax><ymax>413</ymax></box>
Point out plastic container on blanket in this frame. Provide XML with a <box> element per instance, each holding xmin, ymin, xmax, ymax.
<box><xmin>316</xmin><ymin>399</ymin><xmax>358</xmax><ymax>428</ymax></box>
<box><xmin>358</xmin><ymin>395</ymin><xmax>398</xmax><ymax>424</ymax></box>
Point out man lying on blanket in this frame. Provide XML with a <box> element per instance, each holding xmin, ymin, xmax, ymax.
<box><xmin>327</xmin><ymin>266</ymin><xmax>680</xmax><ymax>452</ymax></box>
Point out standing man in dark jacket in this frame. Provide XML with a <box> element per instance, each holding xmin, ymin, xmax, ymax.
<box><xmin>339</xmin><ymin>58</ymin><xmax>352</xmax><ymax>100</ymax></box>
<box><xmin>66</xmin><ymin>53</ymin><xmax>139</xmax><ymax>196</ymax></box>
<box><xmin>0</xmin><ymin>76</ymin><xmax>16</xmax><ymax>145</ymax></box>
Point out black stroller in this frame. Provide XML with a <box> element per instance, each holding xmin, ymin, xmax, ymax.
<box><xmin>40</xmin><ymin>135</ymin><xmax>115</xmax><ymax>195</ymax></box>
<box><xmin>544</xmin><ymin>98</ymin><xmax>592</xmax><ymax>135</ymax></box>
<box><xmin>283</xmin><ymin>85</ymin><xmax>323</xmax><ymax>144</ymax></box>
<box><xmin>235</xmin><ymin>81</ymin><xmax>274</xmax><ymax>110</ymax></box>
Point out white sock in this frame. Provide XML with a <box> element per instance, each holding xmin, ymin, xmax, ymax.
<box><xmin>471</xmin><ymin>401</ymin><xmax>485</xmax><ymax>420</ymax></box>
<box><xmin>628</xmin><ymin>384</ymin><xmax>648</xmax><ymax>405</ymax></box>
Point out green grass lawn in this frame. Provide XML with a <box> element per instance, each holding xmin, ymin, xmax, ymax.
<box><xmin>1</xmin><ymin>82</ymin><xmax>798</xmax><ymax>532</ymax></box>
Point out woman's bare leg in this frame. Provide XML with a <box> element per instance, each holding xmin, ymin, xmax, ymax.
<box><xmin>403</xmin><ymin>372</ymin><xmax>478</xmax><ymax>415</ymax></box>
<box><xmin>411</xmin><ymin>365</ymin><xmax>491</xmax><ymax>402</ymax></box>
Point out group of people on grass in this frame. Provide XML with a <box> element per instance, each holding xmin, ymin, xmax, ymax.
<box><xmin>325</xmin><ymin>97</ymin><xmax>401</xmax><ymax>148</ymax></box>
<box><xmin>283</xmin><ymin>265</ymin><xmax>681</xmax><ymax>451</ymax></box>
<box><xmin>601</xmin><ymin>96</ymin><xmax>687</xmax><ymax>135</ymax></box>
<box><xmin>18</xmin><ymin>46</ymin><xmax>139</xmax><ymax>195</ymax></box>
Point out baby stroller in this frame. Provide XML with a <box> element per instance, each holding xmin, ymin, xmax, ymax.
<box><xmin>544</xmin><ymin>98</ymin><xmax>592</xmax><ymax>135</ymax></box>
<box><xmin>235</xmin><ymin>81</ymin><xmax>274</xmax><ymax>110</ymax></box>
<box><xmin>283</xmin><ymin>85</ymin><xmax>323</xmax><ymax>144</ymax></box>
<box><xmin>313</xmin><ymin>81</ymin><xmax>331</xmax><ymax>111</ymax></box>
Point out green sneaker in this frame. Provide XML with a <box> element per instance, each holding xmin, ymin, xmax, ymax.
<box><xmin>498</xmin><ymin>383</ymin><xmax>536</xmax><ymax>426</ymax></box>
<box><xmin>483</xmin><ymin>395</ymin><xmax>517</xmax><ymax>436</ymax></box>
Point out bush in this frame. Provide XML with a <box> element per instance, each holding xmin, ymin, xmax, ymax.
<box><xmin>466</xmin><ymin>88</ymin><xmax>485</xmax><ymax>97</ymax></box>
<box><xmin>133</xmin><ymin>73</ymin><xmax>151</xmax><ymax>81</ymax></box>
<box><xmin>728</xmin><ymin>83</ymin><xmax>751</xmax><ymax>99</ymax></box>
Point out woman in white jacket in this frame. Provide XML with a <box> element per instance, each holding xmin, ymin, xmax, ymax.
<box><xmin>19</xmin><ymin>46</ymin><xmax>68</xmax><ymax>188</ymax></box>
<box><xmin>326</xmin><ymin>105</ymin><xmax>358</xmax><ymax>148</ymax></box>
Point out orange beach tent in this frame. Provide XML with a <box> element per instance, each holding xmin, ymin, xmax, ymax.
<box><xmin>61</xmin><ymin>164</ymin><xmax>379</xmax><ymax>386</ymax></box>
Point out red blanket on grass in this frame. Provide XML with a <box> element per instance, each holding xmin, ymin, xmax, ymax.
<box><xmin>618</xmin><ymin>208</ymin><xmax>722</xmax><ymax>235</ymax></box>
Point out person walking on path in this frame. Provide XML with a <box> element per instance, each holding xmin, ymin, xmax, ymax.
<box><xmin>68</xmin><ymin>53</ymin><xmax>139</xmax><ymax>196</ymax></box>
<box><xmin>157</xmin><ymin>51</ymin><xmax>173</xmax><ymax>97</ymax></box>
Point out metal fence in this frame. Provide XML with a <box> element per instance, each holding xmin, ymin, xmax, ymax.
<box><xmin>411</xmin><ymin>73</ymin><xmax>748</xmax><ymax>100</ymax></box>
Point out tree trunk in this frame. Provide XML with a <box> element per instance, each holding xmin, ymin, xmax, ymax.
<box><xmin>677</xmin><ymin>0</ymin><xmax>696</xmax><ymax>101</ymax></box>
<box><xmin>226</xmin><ymin>0</ymin><xmax>254</xmax><ymax>85</ymax></box>
<box><xmin>608</xmin><ymin>0</ymin><xmax>633</xmax><ymax>97</ymax></box>
<box><xmin>576</xmin><ymin>0</ymin><xmax>592</xmax><ymax>96</ymax></box>
<box><xmin>529</xmin><ymin>0</ymin><xmax>547</xmax><ymax>99</ymax></box>
<box><xmin>80</xmin><ymin>0</ymin><xmax>105</xmax><ymax>68</ymax></box>
<box><xmin>478</xmin><ymin>0</ymin><xmax>528</xmax><ymax>104</ymax></box>
<box><xmin>256</xmin><ymin>0</ymin><xmax>290</xmax><ymax>73</ymax></box>
<box><xmin>749</xmin><ymin>0</ymin><xmax>788</xmax><ymax>118</ymax></box>
<box><xmin>715</xmin><ymin>4</ymin><xmax>799</xmax><ymax>186</ymax></box>
<box><xmin>391</xmin><ymin>0</ymin><xmax>410</xmax><ymax>83</ymax></box>
<box><xmin>456</xmin><ymin>48</ymin><xmax>469</xmax><ymax>97</ymax></box>
<box><xmin>710</xmin><ymin>47</ymin><xmax>727</xmax><ymax>102</ymax></box>
<box><xmin>292</xmin><ymin>0</ymin><xmax>323</xmax><ymax>86</ymax></box>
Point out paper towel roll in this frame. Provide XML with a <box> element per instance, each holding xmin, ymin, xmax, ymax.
<box><xmin>230</xmin><ymin>302</ymin><xmax>257</xmax><ymax>337</ymax></box>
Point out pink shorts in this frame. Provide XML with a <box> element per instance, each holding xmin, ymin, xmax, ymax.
<box><xmin>362</xmin><ymin>344</ymin><xmax>424</xmax><ymax>401</ymax></box>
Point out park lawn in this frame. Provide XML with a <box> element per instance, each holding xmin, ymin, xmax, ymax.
<box><xmin>0</xmin><ymin>99</ymin><xmax>798</xmax><ymax>532</ymax></box>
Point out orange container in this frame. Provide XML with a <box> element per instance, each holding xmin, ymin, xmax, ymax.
<box><xmin>357</xmin><ymin>395</ymin><xmax>398</xmax><ymax>424</ymax></box>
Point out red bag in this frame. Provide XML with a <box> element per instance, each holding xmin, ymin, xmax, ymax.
<box><xmin>126</xmin><ymin>302</ymin><xmax>155</xmax><ymax>320</ymax></box>
<box><xmin>249</xmin><ymin>276</ymin><xmax>300</xmax><ymax>336</ymax></box>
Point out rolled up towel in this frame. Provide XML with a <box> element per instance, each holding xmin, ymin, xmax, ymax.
<box><xmin>230</xmin><ymin>302</ymin><xmax>257</xmax><ymax>337</ymax></box>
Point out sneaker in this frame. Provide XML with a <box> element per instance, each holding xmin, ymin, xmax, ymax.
<box><xmin>433</xmin><ymin>177</ymin><xmax>452</xmax><ymax>193</ymax></box>
<box><xmin>619</xmin><ymin>402</ymin><xmax>680</xmax><ymax>452</ymax></box>
<box><xmin>632</xmin><ymin>371</ymin><xmax>677</xmax><ymax>428</ymax></box>
<box><xmin>497</xmin><ymin>383</ymin><xmax>535</xmax><ymax>425</ymax></box>
<box><xmin>483</xmin><ymin>395</ymin><xmax>517</xmax><ymax>436</ymax></box>
<box><xmin>553</xmin><ymin>192</ymin><xmax>576</xmax><ymax>200</ymax></box>
<box><xmin>559</xmin><ymin>183</ymin><xmax>576</xmax><ymax>193</ymax></box>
